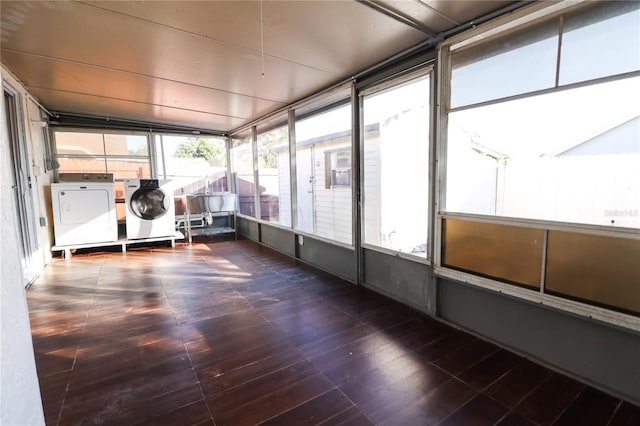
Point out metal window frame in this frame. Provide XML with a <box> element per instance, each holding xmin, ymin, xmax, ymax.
<box><xmin>52</xmin><ymin>127</ymin><xmax>153</xmax><ymax>179</ymax></box>
<box><xmin>251</xmin><ymin>126</ymin><xmax>260</xmax><ymax>221</ymax></box>
<box><xmin>151</xmin><ymin>132</ymin><xmax>228</xmax><ymax>184</ymax></box>
<box><xmin>229</xmin><ymin>131</ymin><xmax>255</xmax><ymax>219</ymax></box>
<box><xmin>436</xmin><ymin>212</ymin><xmax>640</xmax><ymax>332</ymax></box>
<box><xmin>358</xmin><ymin>66</ymin><xmax>434</xmax><ymax>264</ymax></box>
<box><xmin>255</xmin><ymin>118</ymin><xmax>291</xmax><ymax>227</ymax></box>
<box><xmin>435</xmin><ymin>0</ymin><xmax>640</xmax><ymax>329</ymax></box>
<box><xmin>290</xmin><ymin>86</ymin><xmax>355</xmax><ymax>247</ymax></box>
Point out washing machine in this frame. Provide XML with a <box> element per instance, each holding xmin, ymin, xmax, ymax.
<box><xmin>51</xmin><ymin>173</ymin><xmax>118</xmax><ymax>246</ymax></box>
<box><xmin>124</xmin><ymin>179</ymin><xmax>176</xmax><ymax>239</ymax></box>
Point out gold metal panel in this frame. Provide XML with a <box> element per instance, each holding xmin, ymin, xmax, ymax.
<box><xmin>546</xmin><ymin>231</ymin><xmax>640</xmax><ymax>314</ymax></box>
<box><xmin>443</xmin><ymin>219</ymin><xmax>544</xmax><ymax>288</ymax></box>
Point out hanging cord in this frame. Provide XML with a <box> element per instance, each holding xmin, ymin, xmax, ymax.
<box><xmin>260</xmin><ymin>0</ymin><xmax>265</xmax><ymax>77</ymax></box>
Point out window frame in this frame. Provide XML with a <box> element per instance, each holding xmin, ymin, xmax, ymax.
<box><xmin>359</xmin><ymin>67</ymin><xmax>434</xmax><ymax>263</ymax></box>
<box><xmin>292</xmin><ymin>92</ymin><xmax>355</xmax><ymax>247</ymax></box>
<box><xmin>435</xmin><ymin>1</ymin><xmax>640</xmax><ymax>331</ymax></box>
<box><xmin>229</xmin><ymin>131</ymin><xmax>257</xmax><ymax>218</ymax></box>
<box><xmin>324</xmin><ymin>147</ymin><xmax>351</xmax><ymax>189</ymax></box>
<box><xmin>256</xmin><ymin>119</ymin><xmax>291</xmax><ymax>226</ymax></box>
<box><xmin>154</xmin><ymin>133</ymin><xmax>229</xmax><ymax>196</ymax></box>
<box><xmin>53</xmin><ymin>128</ymin><xmax>153</xmax><ymax>179</ymax></box>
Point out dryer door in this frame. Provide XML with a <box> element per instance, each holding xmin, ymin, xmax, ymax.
<box><xmin>129</xmin><ymin>188</ymin><xmax>169</xmax><ymax>220</ymax></box>
<box><xmin>58</xmin><ymin>188</ymin><xmax>113</xmax><ymax>225</ymax></box>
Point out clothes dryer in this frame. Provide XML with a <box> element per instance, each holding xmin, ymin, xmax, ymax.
<box><xmin>124</xmin><ymin>179</ymin><xmax>176</xmax><ymax>239</ymax></box>
<box><xmin>51</xmin><ymin>173</ymin><xmax>118</xmax><ymax>246</ymax></box>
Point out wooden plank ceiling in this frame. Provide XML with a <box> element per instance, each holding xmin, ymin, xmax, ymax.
<box><xmin>1</xmin><ymin>1</ymin><xmax>515</xmax><ymax>133</ymax></box>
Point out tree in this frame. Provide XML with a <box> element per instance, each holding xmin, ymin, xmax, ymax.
<box><xmin>257</xmin><ymin>127</ymin><xmax>287</xmax><ymax>169</ymax></box>
<box><xmin>175</xmin><ymin>138</ymin><xmax>226</xmax><ymax>167</ymax></box>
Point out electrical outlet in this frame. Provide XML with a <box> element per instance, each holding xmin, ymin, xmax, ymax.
<box><xmin>298</xmin><ymin>235</ymin><xmax>304</xmax><ymax>246</ymax></box>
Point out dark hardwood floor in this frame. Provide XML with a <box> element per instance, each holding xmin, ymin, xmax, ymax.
<box><xmin>27</xmin><ymin>239</ymin><xmax>639</xmax><ymax>425</ymax></box>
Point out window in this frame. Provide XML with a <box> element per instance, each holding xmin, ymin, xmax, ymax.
<box><xmin>440</xmin><ymin>2</ymin><xmax>640</xmax><ymax>317</ymax></box>
<box><xmin>54</xmin><ymin>130</ymin><xmax>151</xmax><ymax>220</ymax></box>
<box><xmin>230</xmin><ymin>132</ymin><xmax>256</xmax><ymax>217</ymax></box>
<box><xmin>446</xmin><ymin>76</ymin><xmax>640</xmax><ymax>227</ymax></box>
<box><xmin>362</xmin><ymin>72</ymin><xmax>430</xmax><ymax>258</ymax></box>
<box><xmin>559</xmin><ymin>2</ymin><xmax>640</xmax><ymax>85</ymax></box>
<box><xmin>295</xmin><ymin>100</ymin><xmax>352</xmax><ymax>245</ymax></box>
<box><xmin>55</xmin><ymin>131</ymin><xmax>150</xmax><ymax>182</ymax></box>
<box><xmin>155</xmin><ymin>135</ymin><xmax>228</xmax><ymax>196</ymax></box>
<box><xmin>257</xmin><ymin>121</ymin><xmax>291</xmax><ymax>225</ymax></box>
<box><xmin>451</xmin><ymin>21</ymin><xmax>559</xmax><ymax>108</ymax></box>
<box><xmin>445</xmin><ymin>2</ymin><xmax>640</xmax><ymax>229</ymax></box>
<box><xmin>325</xmin><ymin>148</ymin><xmax>351</xmax><ymax>188</ymax></box>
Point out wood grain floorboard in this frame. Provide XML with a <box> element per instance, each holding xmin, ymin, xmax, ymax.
<box><xmin>27</xmin><ymin>239</ymin><xmax>633</xmax><ymax>425</ymax></box>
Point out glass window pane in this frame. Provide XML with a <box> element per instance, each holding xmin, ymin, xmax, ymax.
<box><xmin>231</xmin><ymin>135</ymin><xmax>256</xmax><ymax>217</ymax></box>
<box><xmin>257</xmin><ymin>123</ymin><xmax>290</xmax><ymax>226</ymax></box>
<box><xmin>363</xmin><ymin>74</ymin><xmax>430</xmax><ymax>257</ymax></box>
<box><xmin>104</xmin><ymin>134</ymin><xmax>149</xmax><ymax>156</ymax></box>
<box><xmin>155</xmin><ymin>135</ymin><xmax>228</xmax><ymax>196</ymax></box>
<box><xmin>446</xmin><ymin>76</ymin><xmax>640</xmax><ymax>229</ymax></box>
<box><xmin>55</xmin><ymin>132</ymin><xmax>104</xmax><ymax>155</ymax></box>
<box><xmin>560</xmin><ymin>2</ymin><xmax>640</xmax><ymax>85</ymax></box>
<box><xmin>55</xmin><ymin>130</ymin><xmax>153</xmax><ymax>189</ymax></box>
<box><xmin>106</xmin><ymin>158</ymin><xmax>150</xmax><ymax>179</ymax></box>
<box><xmin>451</xmin><ymin>21</ymin><xmax>559</xmax><ymax>108</ymax></box>
<box><xmin>295</xmin><ymin>102</ymin><xmax>352</xmax><ymax>244</ymax></box>
<box><xmin>57</xmin><ymin>157</ymin><xmax>106</xmax><ymax>174</ymax></box>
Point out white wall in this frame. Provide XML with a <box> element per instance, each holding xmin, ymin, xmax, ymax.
<box><xmin>502</xmin><ymin>154</ymin><xmax>640</xmax><ymax>228</ymax></box>
<box><xmin>1</xmin><ymin>66</ymin><xmax>46</xmax><ymax>425</ymax></box>
<box><xmin>446</xmin><ymin>126</ymin><xmax>640</xmax><ymax>229</ymax></box>
<box><xmin>312</xmin><ymin>137</ymin><xmax>352</xmax><ymax>244</ymax></box>
<box><xmin>445</xmin><ymin>125</ymin><xmax>498</xmax><ymax>215</ymax></box>
<box><xmin>24</xmin><ymin>94</ymin><xmax>55</xmax><ymax>268</ymax></box>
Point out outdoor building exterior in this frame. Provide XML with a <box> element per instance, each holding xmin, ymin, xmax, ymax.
<box><xmin>278</xmin><ymin>133</ymin><xmax>353</xmax><ymax>244</ymax></box>
<box><xmin>449</xmin><ymin>112</ymin><xmax>640</xmax><ymax>228</ymax></box>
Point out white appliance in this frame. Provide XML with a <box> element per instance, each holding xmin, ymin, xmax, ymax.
<box><xmin>124</xmin><ymin>179</ymin><xmax>175</xmax><ymax>239</ymax></box>
<box><xmin>51</xmin><ymin>173</ymin><xmax>118</xmax><ymax>246</ymax></box>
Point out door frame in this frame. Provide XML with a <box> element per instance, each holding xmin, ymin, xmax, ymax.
<box><xmin>3</xmin><ymin>82</ymin><xmax>38</xmax><ymax>285</ymax></box>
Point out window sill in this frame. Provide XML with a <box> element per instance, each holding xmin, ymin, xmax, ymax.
<box><xmin>434</xmin><ymin>266</ymin><xmax>640</xmax><ymax>333</ymax></box>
